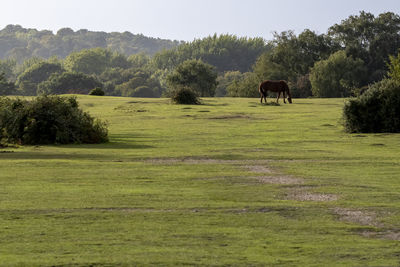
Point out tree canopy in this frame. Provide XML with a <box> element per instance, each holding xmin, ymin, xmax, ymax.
<box><xmin>167</xmin><ymin>59</ymin><xmax>218</xmax><ymax>97</ymax></box>
<box><xmin>0</xmin><ymin>25</ymin><xmax>181</xmax><ymax>63</ymax></box>
<box><xmin>152</xmin><ymin>34</ymin><xmax>269</xmax><ymax>73</ymax></box>
<box><xmin>1</xmin><ymin>11</ymin><xmax>400</xmax><ymax>99</ymax></box>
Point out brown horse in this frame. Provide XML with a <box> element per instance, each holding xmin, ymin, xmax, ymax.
<box><xmin>259</xmin><ymin>80</ymin><xmax>292</xmax><ymax>104</ymax></box>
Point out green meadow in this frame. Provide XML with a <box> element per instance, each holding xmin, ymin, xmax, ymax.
<box><xmin>1</xmin><ymin>96</ymin><xmax>400</xmax><ymax>266</ymax></box>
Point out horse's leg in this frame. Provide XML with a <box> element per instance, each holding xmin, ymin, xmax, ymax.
<box><xmin>276</xmin><ymin>91</ymin><xmax>280</xmax><ymax>103</ymax></box>
<box><xmin>283</xmin><ymin>91</ymin><xmax>286</xmax><ymax>104</ymax></box>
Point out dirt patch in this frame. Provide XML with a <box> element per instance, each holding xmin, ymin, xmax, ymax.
<box><xmin>244</xmin><ymin>165</ymin><xmax>273</xmax><ymax>173</ymax></box>
<box><xmin>146</xmin><ymin>158</ymin><xmax>272</xmax><ymax>165</ymax></box>
<box><xmin>334</xmin><ymin>208</ymin><xmax>381</xmax><ymax>227</ymax></box>
<box><xmin>359</xmin><ymin>230</ymin><xmax>400</xmax><ymax>241</ymax></box>
<box><xmin>145</xmin><ymin>158</ymin><xmax>184</xmax><ymax>164</ymax></box>
<box><xmin>382</xmin><ymin>231</ymin><xmax>400</xmax><ymax>241</ymax></box>
<box><xmin>256</xmin><ymin>176</ymin><xmax>303</xmax><ymax>185</ymax></box>
<box><xmin>287</xmin><ymin>188</ymin><xmax>338</xmax><ymax>202</ymax></box>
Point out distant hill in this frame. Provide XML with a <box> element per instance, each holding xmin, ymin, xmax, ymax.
<box><xmin>0</xmin><ymin>25</ymin><xmax>182</xmax><ymax>62</ymax></box>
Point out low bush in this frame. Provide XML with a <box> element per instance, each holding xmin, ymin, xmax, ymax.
<box><xmin>171</xmin><ymin>87</ymin><xmax>200</xmax><ymax>104</ymax></box>
<box><xmin>0</xmin><ymin>95</ymin><xmax>108</xmax><ymax>144</ymax></box>
<box><xmin>343</xmin><ymin>79</ymin><xmax>400</xmax><ymax>133</ymax></box>
<box><xmin>89</xmin><ymin>87</ymin><xmax>105</xmax><ymax>96</ymax></box>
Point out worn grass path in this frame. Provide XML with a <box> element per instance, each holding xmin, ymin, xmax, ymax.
<box><xmin>1</xmin><ymin>96</ymin><xmax>400</xmax><ymax>266</ymax></box>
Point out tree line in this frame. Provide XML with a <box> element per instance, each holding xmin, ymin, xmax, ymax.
<box><xmin>0</xmin><ymin>24</ymin><xmax>180</xmax><ymax>62</ymax></box>
<box><xmin>1</xmin><ymin>11</ymin><xmax>400</xmax><ymax>98</ymax></box>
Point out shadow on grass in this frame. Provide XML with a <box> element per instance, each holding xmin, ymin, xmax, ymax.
<box><xmin>260</xmin><ymin>102</ymin><xmax>281</xmax><ymax>106</ymax></box>
<box><xmin>0</xmin><ymin>134</ymin><xmax>155</xmax><ymax>161</ymax></box>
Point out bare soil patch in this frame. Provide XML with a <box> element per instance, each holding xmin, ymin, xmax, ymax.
<box><xmin>287</xmin><ymin>188</ymin><xmax>338</xmax><ymax>202</ymax></box>
<box><xmin>334</xmin><ymin>208</ymin><xmax>381</xmax><ymax>227</ymax></box>
<box><xmin>244</xmin><ymin>165</ymin><xmax>273</xmax><ymax>173</ymax></box>
<box><xmin>146</xmin><ymin>158</ymin><xmax>272</xmax><ymax>165</ymax></box>
<box><xmin>359</xmin><ymin>231</ymin><xmax>400</xmax><ymax>241</ymax></box>
<box><xmin>256</xmin><ymin>176</ymin><xmax>304</xmax><ymax>185</ymax></box>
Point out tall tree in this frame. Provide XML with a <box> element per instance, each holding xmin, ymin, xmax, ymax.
<box><xmin>167</xmin><ymin>59</ymin><xmax>218</xmax><ymax>97</ymax></box>
<box><xmin>16</xmin><ymin>62</ymin><xmax>64</xmax><ymax>95</ymax></box>
<box><xmin>253</xmin><ymin>30</ymin><xmax>339</xmax><ymax>97</ymax></box>
<box><xmin>310</xmin><ymin>50</ymin><xmax>367</xmax><ymax>97</ymax></box>
<box><xmin>152</xmin><ymin>34</ymin><xmax>268</xmax><ymax>73</ymax></box>
<box><xmin>329</xmin><ymin>11</ymin><xmax>400</xmax><ymax>82</ymax></box>
<box><xmin>0</xmin><ymin>72</ymin><xmax>15</xmax><ymax>95</ymax></box>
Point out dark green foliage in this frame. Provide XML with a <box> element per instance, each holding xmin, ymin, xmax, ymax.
<box><xmin>89</xmin><ymin>87</ymin><xmax>105</xmax><ymax>96</ymax></box>
<box><xmin>215</xmin><ymin>71</ymin><xmax>243</xmax><ymax>97</ymax></box>
<box><xmin>388</xmin><ymin>52</ymin><xmax>400</xmax><ymax>83</ymax></box>
<box><xmin>0</xmin><ymin>25</ymin><xmax>180</xmax><ymax>62</ymax></box>
<box><xmin>329</xmin><ymin>11</ymin><xmax>400</xmax><ymax>83</ymax></box>
<box><xmin>16</xmin><ymin>62</ymin><xmax>64</xmax><ymax>95</ymax></box>
<box><xmin>111</xmin><ymin>69</ymin><xmax>162</xmax><ymax>97</ymax></box>
<box><xmin>171</xmin><ymin>86</ymin><xmax>200</xmax><ymax>105</ymax></box>
<box><xmin>167</xmin><ymin>59</ymin><xmax>218</xmax><ymax>97</ymax></box>
<box><xmin>152</xmin><ymin>34</ymin><xmax>268</xmax><ymax>73</ymax></box>
<box><xmin>253</xmin><ymin>30</ymin><xmax>338</xmax><ymax>84</ymax></box>
<box><xmin>64</xmin><ymin>48</ymin><xmax>131</xmax><ymax>75</ymax></box>
<box><xmin>343</xmin><ymin>79</ymin><xmax>400</xmax><ymax>133</ymax></box>
<box><xmin>0</xmin><ymin>73</ymin><xmax>15</xmax><ymax>95</ymax></box>
<box><xmin>310</xmin><ymin>51</ymin><xmax>367</xmax><ymax>97</ymax></box>
<box><xmin>0</xmin><ymin>95</ymin><xmax>108</xmax><ymax>144</ymax></box>
<box><xmin>0</xmin><ymin>59</ymin><xmax>16</xmax><ymax>80</ymax></box>
<box><xmin>289</xmin><ymin>74</ymin><xmax>312</xmax><ymax>98</ymax></box>
<box><xmin>37</xmin><ymin>72</ymin><xmax>103</xmax><ymax>95</ymax></box>
<box><xmin>226</xmin><ymin>72</ymin><xmax>259</xmax><ymax>97</ymax></box>
<box><xmin>129</xmin><ymin>86</ymin><xmax>158</xmax><ymax>98</ymax></box>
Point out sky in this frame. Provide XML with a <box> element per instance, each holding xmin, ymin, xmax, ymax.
<box><xmin>1</xmin><ymin>0</ymin><xmax>400</xmax><ymax>41</ymax></box>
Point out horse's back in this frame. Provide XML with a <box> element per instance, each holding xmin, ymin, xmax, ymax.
<box><xmin>259</xmin><ymin>80</ymin><xmax>287</xmax><ymax>92</ymax></box>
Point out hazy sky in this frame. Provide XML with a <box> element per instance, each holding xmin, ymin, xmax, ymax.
<box><xmin>2</xmin><ymin>0</ymin><xmax>400</xmax><ymax>41</ymax></box>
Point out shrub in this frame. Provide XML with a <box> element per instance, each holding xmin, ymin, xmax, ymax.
<box><xmin>171</xmin><ymin>86</ymin><xmax>200</xmax><ymax>104</ymax></box>
<box><xmin>0</xmin><ymin>95</ymin><xmax>108</xmax><ymax>144</ymax></box>
<box><xmin>343</xmin><ymin>78</ymin><xmax>400</xmax><ymax>133</ymax></box>
<box><xmin>89</xmin><ymin>87</ymin><xmax>105</xmax><ymax>96</ymax></box>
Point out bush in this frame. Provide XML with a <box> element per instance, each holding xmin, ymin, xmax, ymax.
<box><xmin>89</xmin><ymin>87</ymin><xmax>105</xmax><ymax>96</ymax></box>
<box><xmin>171</xmin><ymin>87</ymin><xmax>200</xmax><ymax>104</ymax></box>
<box><xmin>0</xmin><ymin>95</ymin><xmax>108</xmax><ymax>144</ymax></box>
<box><xmin>343</xmin><ymin>79</ymin><xmax>400</xmax><ymax>133</ymax></box>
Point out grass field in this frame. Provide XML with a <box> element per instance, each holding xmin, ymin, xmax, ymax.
<box><xmin>1</xmin><ymin>96</ymin><xmax>400</xmax><ymax>266</ymax></box>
